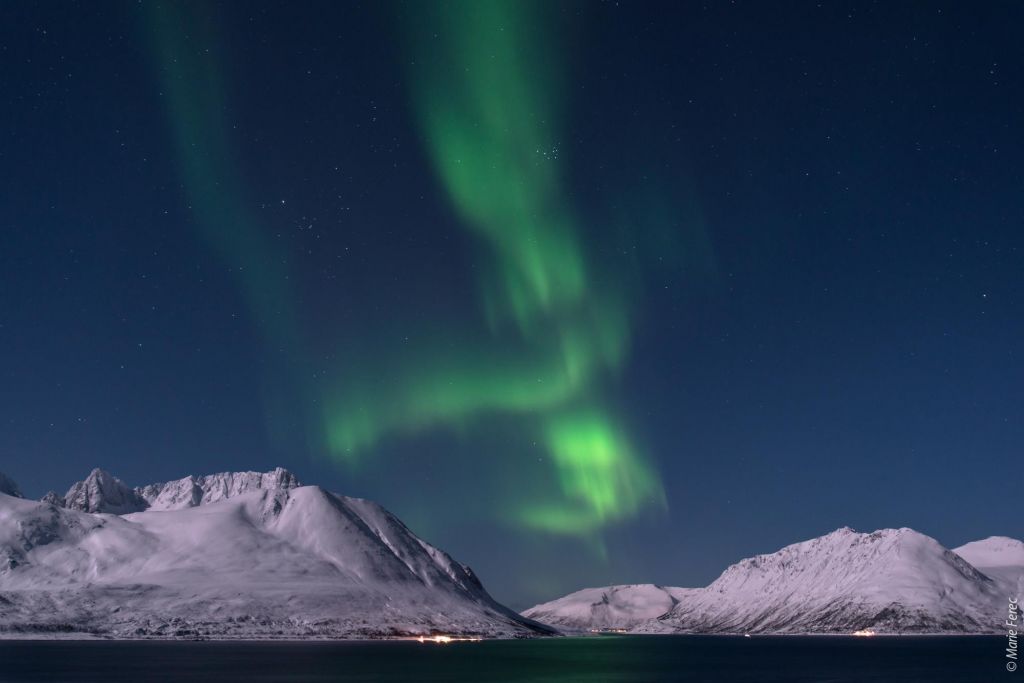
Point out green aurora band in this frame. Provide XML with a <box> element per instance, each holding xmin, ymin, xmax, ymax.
<box><xmin>147</xmin><ymin>0</ymin><xmax>666</xmax><ymax>537</ymax></box>
<box><xmin>330</xmin><ymin>0</ymin><xmax>665</xmax><ymax>533</ymax></box>
<box><xmin>147</xmin><ymin>6</ymin><xmax>302</xmax><ymax>354</ymax></box>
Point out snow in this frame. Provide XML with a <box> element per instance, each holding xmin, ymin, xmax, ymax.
<box><xmin>0</xmin><ymin>469</ymin><xmax>551</xmax><ymax>639</ymax></box>
<box><xmin>953</xmin><ymin>536</ymin><xmax>1024</xmax><ymax>605</ymax></box>
<box><xmin>7</xmin><ymin>466</ymin><xmax>1018</xmax><ymax>639</ymax></box>
<box><xmin>526</xmin><ymin>527</ymin><xmax>1021</xmax><ymax>635</ymax></box>
<box><xmin>954</xmin><ymin>537</ymin><xmax>1024</xmax><ymax>569</ymax></box>
<box><xmin>522</xmin><ymin>584</ymin><xmax>694</xmax><ymax>631</ymax></box>
<box><xmin>61</xmin><ymin>469</ymin><xmax>147</xmax><ymax>514</ymax></box>
<box><xmin>141</xmin><ymin>467</ymin><xmax>302</xmax><ymax>510</ymax></box>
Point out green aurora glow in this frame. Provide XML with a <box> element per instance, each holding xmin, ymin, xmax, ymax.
<box><xmin>147</xmin><ymin>0</ymin><xmax>667</xmax><ymax>538</ymax></box>
<box><xmin>147</xmin><ymin>6</ymin><xmax>302</xmax><ymax>354</ymax></box>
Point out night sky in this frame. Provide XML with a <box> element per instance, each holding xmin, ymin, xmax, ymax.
<box><xmin>2</xmin><ymin>1</ymin><xmax>1021</xmax><ymax>609</ymax></box>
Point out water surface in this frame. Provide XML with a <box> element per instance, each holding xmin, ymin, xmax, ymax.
<box><xmin>0</xmin><ymin>636</ymin><xmax>1000</xmax><ymax>682</ymax></box>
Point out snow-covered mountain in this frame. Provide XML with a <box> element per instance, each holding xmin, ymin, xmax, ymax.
<box><xmin>522</xmin><ymin>584</ymin><xmax>695</xmax><ymax>631</ymax></box>
<box><xmin>0</xmin><ymin>468</ymin><xmax>551</xmax><ymax>639</ymax></box>
<box><xmin>60</xmin><ymin>468</ymin><xmax>148</xmax><ymax>514</ymax></box>
<box><xmin>527</xmin><ymin>527</ymin><xmax>1021</xmax><ymax>635</ymax></box>
<box><xmin>44</xmin><ymin>467</ymin><xmax>303</xmax><ymax>515</ymax></box>
<box><xmin>136</xmin><ymin>467</ymin><xmax>302</xmax><ymax>510</ymax></box>
<box><xmin>953</xmin><ymin>536</ymin><xmax>1024</xmax><ymax>600</ymax></box>
<box><xmin>955</xmin><ymin>536</ymin><xmax>1024</xmax><ymax>569</ymax></box>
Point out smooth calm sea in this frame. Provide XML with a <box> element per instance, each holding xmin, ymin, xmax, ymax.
<box><xmin>0</xmin><ymin>636</ymin><xmax>1002</xmax><ymax>682</ymax></box>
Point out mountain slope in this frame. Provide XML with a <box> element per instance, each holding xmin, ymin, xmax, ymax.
<box><xmin>953</xmin><ymin>536</ymin><xmax>1024</xmax><ymax>603</ymax></box>
<box><xmin>955</xmin><ymin>536</ymin><xmax>1024</xmax><ymax>569</ymax></box>
<box><xmin>0</xmin><ymin>469</ymin><xmax>550</xmax><ymax>639</ymax></box>
<box><xmin>522</xmin><ymin>584</ymin><xmax>694</xmax><ymax>631</ymax></box>
<box><xmin>525</xmin><ymin>527</ymin><xmax>1017</xmax><ymax>635</ymax></box>
<box><xmin>640</xmin><ymin>528</ymin><xmax>1004</xmax><ymax>634</ymax></box>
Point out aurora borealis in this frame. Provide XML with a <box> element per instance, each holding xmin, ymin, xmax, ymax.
<box><xmin>324</xmin><ymin>1</ymin><xmax>664</xmax><ymax>533</ymax></box>
<box><xmin>146</xmin><ymin>0</ymin><xmax>665</xmax><ymax>537</ymax></box>
<box><xmin>4</xmin><ymin>1</ymin><xmax>1022</xmax><ymax>608</ymax></box>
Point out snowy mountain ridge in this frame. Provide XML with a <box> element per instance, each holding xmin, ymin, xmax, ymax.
<box><xmin>527</xmin><ymin>527</ymin><xmax>1023</xmax><ymax>635</ymax></box>
<box><xmin>0</xmin><ymin>468</ymin><xmax>550</xmax><ymax>639</ymax></box>
<box><xmin>46</xmin><ymin>467</ymin><xmax>302</xmax><ymax>514</ymax></box>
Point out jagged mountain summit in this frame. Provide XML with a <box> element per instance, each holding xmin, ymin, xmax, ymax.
<box><xmin>522</xmin><ymin>584</ymin><xmax>695</xmax><ymax>631</ymax></box>
<box><xmin>60</xmin><ymin>468</ymin><xmax>148</xmax><ymax>514</ymax></box>
<box><xmin>47</xmin><ymin>467</ymin><xmax>302</xmax><ymax>514</ymax></box>
<box><xmin>527</xmin><ymin>527</ymin><xmax>1020</xmax><ymax>635</ymax></box>
<box><xmin>0</xmin><ymin>468</ymin><xmax>550</xmax><ymax>639</ymax></box>
<box><xmin>138</xmin><ymin>467</ymin><xmax>301</xmax><ymax>510</ymax></box>
<box><xmin>0</xmin><ymin>473</ymin><xmax>21</xmax><ymax>499</ymax></box>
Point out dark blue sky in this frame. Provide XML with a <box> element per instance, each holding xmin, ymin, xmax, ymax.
<box><xmin>2</xmin><ymin>1</ymin><xmax>1021</xmax><ymax>609</ymax></box>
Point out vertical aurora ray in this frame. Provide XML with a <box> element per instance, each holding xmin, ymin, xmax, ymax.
<box><xmin>324</xmin><ymin>0</ymin><xmax>667</xmax><ymax>535</ymax></box>
<box><xmin>145</xmin><ymin>4</ymin><xmax>318</xmax><ymax>456</ymax></box>
<box><xmin>146</xmin><ymin>4</ymin><xmax>302</xmax><ymax>354</ymax></box>
<box><xmin>407</xmin><ymin>0</ymin><xmax>581</xmax><ymax>333</ymax></box>
<box><xmin>145</xmin><ymin>0</ymin><xmax>668</xmax><ymax>539</ymax></box>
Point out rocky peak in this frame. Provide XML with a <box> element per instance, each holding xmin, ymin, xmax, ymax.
<box><xmin>143</xmin><ymin>467</ymin><xmax>302</xmax><ymax>511</ymax></box>
<box><xmin>0</xmin><ymin>472</ymin><xmax>22</xmax><ymax>498</ymax></box>
<box><xmin>63</xmin><ymin>468</ymin><xmax>148</xmax><ymax>514</ymax></box>
<box><xmin>39</xmin><ymin>467</ymin><xmax>303</xmax><ymax>515</ymax></box>
<box><xmin>40</xmin><ymin>491</ymin><xmax>65</xmax><ymax>507</ymax></box>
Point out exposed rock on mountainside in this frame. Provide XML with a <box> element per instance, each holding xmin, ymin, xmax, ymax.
<box><xmin>0</xmin><ymin>473</ymin><xmax>21</xmax><ymax>499</ymax></box>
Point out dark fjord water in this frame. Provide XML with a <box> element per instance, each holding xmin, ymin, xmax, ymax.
<box><xmin>0</xmin><ymin>636</ymin><xmax>1000</xmax><ymax>682</ymax></box>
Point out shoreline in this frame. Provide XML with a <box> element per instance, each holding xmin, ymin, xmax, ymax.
<box><xmin>0</xmin><ymin>632</ymin><xmax>1005</xmax><ymax>642</ymax></box>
